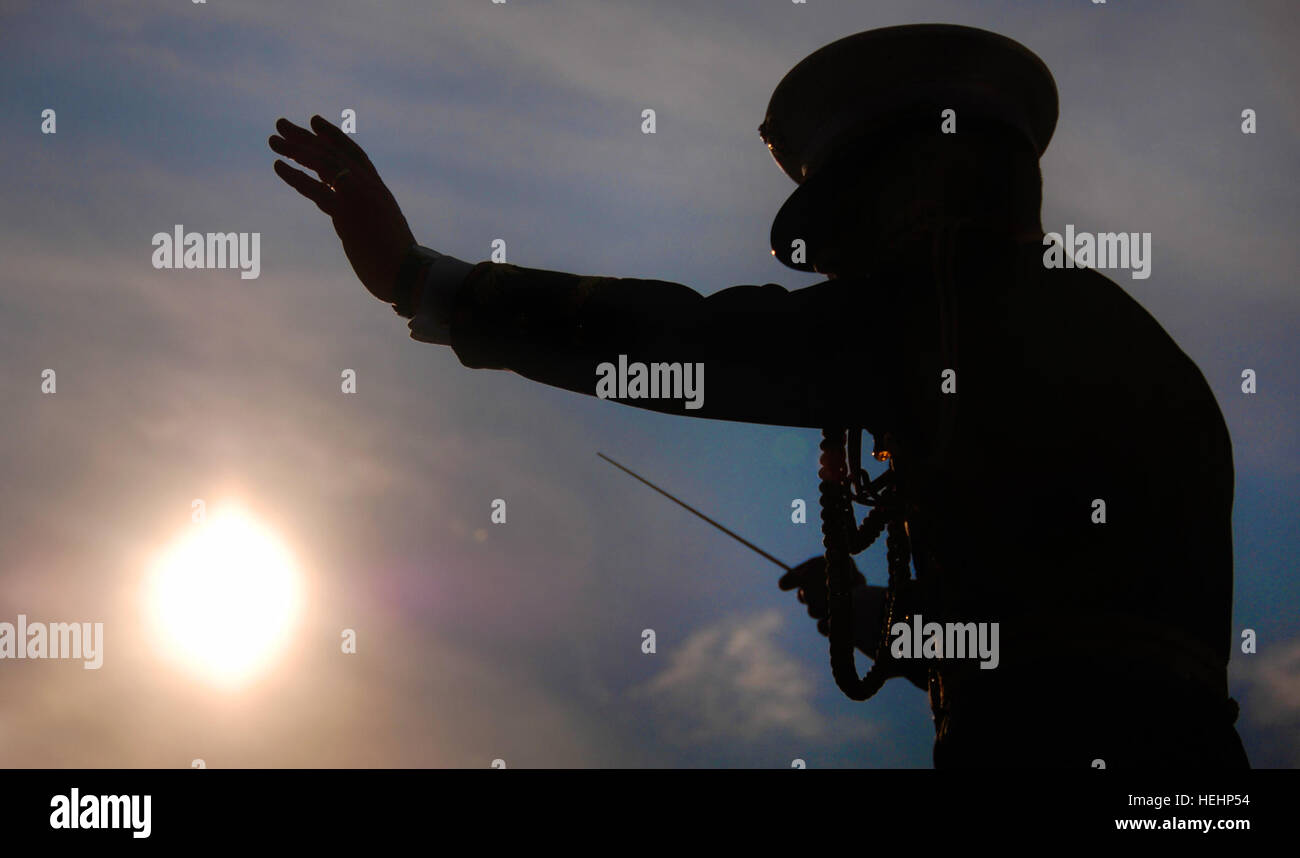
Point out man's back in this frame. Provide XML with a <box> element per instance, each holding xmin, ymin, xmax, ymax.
<box><xmin>886</xmin><ymin>230</ymin><xmax>1243</xmax><ymax>766</ymax></box>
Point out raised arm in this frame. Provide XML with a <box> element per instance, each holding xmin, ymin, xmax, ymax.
<box><xmin>270</xmin><ymin>115</ymin><xmax>891</xmax><ymax>429</ymax></box>
<box><xmin>416</xmin><ymin>256</ymin><xmax>886</xmax><ymax>428</ymax></box>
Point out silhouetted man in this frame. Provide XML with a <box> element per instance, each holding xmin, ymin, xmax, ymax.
<box><xmin>270</xmin><ymin>24</ymin><xmax>1248</xmax><ymax>768</ymax></box>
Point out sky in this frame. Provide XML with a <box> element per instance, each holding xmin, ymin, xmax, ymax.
<box><xmin>0</xmin><ymin>0</ymin><xmax>1296</xmax><ymax>767</ymax></box>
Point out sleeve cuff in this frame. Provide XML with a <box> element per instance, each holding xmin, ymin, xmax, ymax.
<box><xmin>405</xmin><ymin>246</ymin><xmax>475</xmax><ymax>345</ymax></box>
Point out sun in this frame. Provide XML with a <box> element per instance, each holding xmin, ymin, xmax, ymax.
<box><xmin>147</xmin><ymin>506</ymin><xmax>301</xmax><ymax>686</ymax></box>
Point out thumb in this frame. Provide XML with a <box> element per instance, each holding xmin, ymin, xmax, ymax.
<box><xmin>778</xmin><ymin>555</ymin><xmax>824</xmax><ymax>590</ymax></box>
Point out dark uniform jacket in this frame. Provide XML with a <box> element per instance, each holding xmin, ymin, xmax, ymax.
<box><xmin>424</xmin><ymin>226</ymin><xmax>1246</xmax><ymax>767</ymax></box>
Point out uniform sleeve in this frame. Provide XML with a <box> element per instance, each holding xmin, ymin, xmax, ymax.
<box><xmin>405</xmin><ymin>246</ymin><xmax>476</xmax><ymax>345</ymax></box>
<box><xmin>439</xmin><ymin>261</ymin><xmax>890</xmax><ymax>429</ymax></box>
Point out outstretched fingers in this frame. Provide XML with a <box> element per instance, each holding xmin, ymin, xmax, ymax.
<box><xmin>310</xmin><ymin>114</ymin><xmax>376</xmax><ymax>174</ymax></box>
<box><xmin>273</xmin><ymin>159</ymin><xmax>336</xmax><ymax>216</ymax></box>
<box><xmin>271</xmin><ymin>118</ymin><xmax>343</xmax><ymax>178</ymax></box>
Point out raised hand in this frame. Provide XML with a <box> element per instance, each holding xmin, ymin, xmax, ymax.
<box><xmin>269</xmin><ymin>115</ymin><xmax>415</xmax><ymax>304</ymax></box>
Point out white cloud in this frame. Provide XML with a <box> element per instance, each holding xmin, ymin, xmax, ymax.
<box><xmin>1237</xmin><ymin>638</ymin><xmax>1300</xmax><ymax>725</ymax></box>
<box><xmin>633</xmin><ymin>610</ymin><xmax>827</xmax><ymax>743</ymax></box>
<box><xmin>1234</xmin><ymin>637</ymin><xmax>1300</xmax><ymax>765</ymax></box>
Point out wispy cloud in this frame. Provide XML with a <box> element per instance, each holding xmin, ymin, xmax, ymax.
<box><xmin>1235</xmin><ymin>638</ymin><xmax>1300</xmax><ymax>766</ymax></box>
<box><xmin>633</xmin><ymin>610</ymin><xmax>832</xmax><ymax>744</ymax></box>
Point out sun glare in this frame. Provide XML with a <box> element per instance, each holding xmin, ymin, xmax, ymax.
<box><xmin>148</xmin><ymin>506</ymin><xmax>301</xmax><ymax>686</ymax></box>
